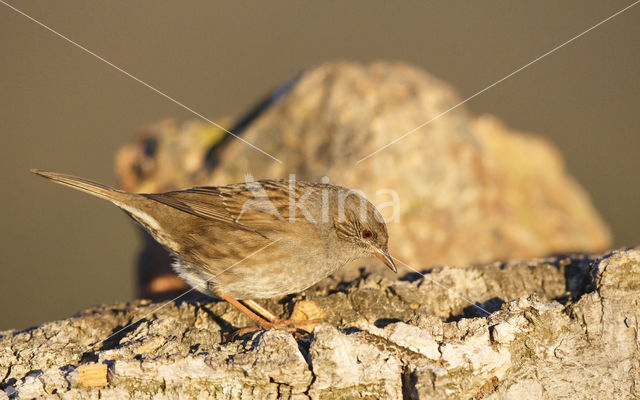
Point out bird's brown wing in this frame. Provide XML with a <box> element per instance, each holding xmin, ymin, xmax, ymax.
<box><xmin>141</xmin><ymin>181</ymin><xmax>296</xmax><ymax>236</ymax></box>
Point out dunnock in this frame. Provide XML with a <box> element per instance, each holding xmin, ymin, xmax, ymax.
<box><xmin>31</xmin><ymin>170</ymin><xmax>395</xmax><ymax>331</ymax></box>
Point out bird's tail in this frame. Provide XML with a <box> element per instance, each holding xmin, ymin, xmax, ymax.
<box><xmin>30</xmin><ymin>169</ymin><xmax>132</xmax><ymax>203</ymax></box>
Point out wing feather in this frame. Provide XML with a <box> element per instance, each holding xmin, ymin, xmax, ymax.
<box><xmin>141</xmin><ymin>180</ymin><xmax>306</xmax><ymax>236</ymax></box>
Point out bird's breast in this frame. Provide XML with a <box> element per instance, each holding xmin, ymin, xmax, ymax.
<box><xmin>203</xmin><ymin>236</ymin><xmax>342</xmax><ymax>300</ymax></box>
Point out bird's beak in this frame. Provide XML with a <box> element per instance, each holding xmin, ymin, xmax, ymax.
<box><xmin>372</xmin><ymin>247</ymin><xmax>397</xmax><ymax>273</ymax></box>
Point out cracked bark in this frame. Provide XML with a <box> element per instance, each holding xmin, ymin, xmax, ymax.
<box><xmin>2</xmin><ymin>249</ymin><xmax>639</xmax><ymax>399</ymax></box>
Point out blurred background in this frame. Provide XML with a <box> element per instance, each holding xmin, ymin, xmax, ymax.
<box><xmin>1</xmin><ymin>1</ymin><xmax>638</xmax><ymax>331</ymax></box>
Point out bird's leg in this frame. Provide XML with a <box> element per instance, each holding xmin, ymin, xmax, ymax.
<box><xmin>216</xmin><ymin>291</ymin><xmax>281</xmax><ymax>331</ymax></box>
<box><xmin>216</xmin><ymin>292</ymin><xmax>321</xmax><ymax>337</ymax></box>
<box><xmin>216</xmin><ymin>291</ymin><xmax>307</xmax><ymax>339</ymax></box>
<box><xmin>241</xmin><ymin>299</ymin><xmax>282</xmax><ymax>323</ymax></box>
<box><xmin>242</xmin><ymin>299</ymin><xmax>324</xmax><ymax>329</ymax></box>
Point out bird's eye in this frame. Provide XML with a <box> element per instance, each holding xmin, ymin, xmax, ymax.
<box><xmin>361</xmin><ymin>230</ymin><xmax>373</xmax><ymax>239</ymax></box>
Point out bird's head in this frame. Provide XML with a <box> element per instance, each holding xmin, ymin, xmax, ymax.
<box><xmin>332</xmin><ymin>192</ymin><xmax>396</xmax><ymax>273</ymax></box>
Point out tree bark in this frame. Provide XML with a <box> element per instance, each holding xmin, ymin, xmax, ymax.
<box><xmin>2</xmin><ymin>249</ymin><xmax>639</xmax><ymax>399</ymax></box>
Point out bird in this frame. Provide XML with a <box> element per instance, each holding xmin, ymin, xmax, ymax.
<box><xmin>31</xmin><ymin>169</ymin><xmax>396</xmax><ymax>332</ymax></box>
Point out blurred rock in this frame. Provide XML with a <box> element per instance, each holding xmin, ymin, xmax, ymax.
<box><xmin>114</xmin><ymin>60</ymin><xmax>611</xmax><ymax>297</ymax></box>
<box><xmin>2</xmin><ymin>249</ymin><xmax>639</xmax><ymax>399</ymax></box>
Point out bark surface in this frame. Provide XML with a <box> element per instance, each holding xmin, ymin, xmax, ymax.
<box><xmin>2</xmin><ymin>249</ymin><xmax>639</xmax><ymax>399</ymax></box>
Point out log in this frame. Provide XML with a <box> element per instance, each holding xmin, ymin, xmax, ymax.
<box><xmin>2</xmin><ymin>249</ymin><xmax>639</xmax><ymax>398</ymax></box>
